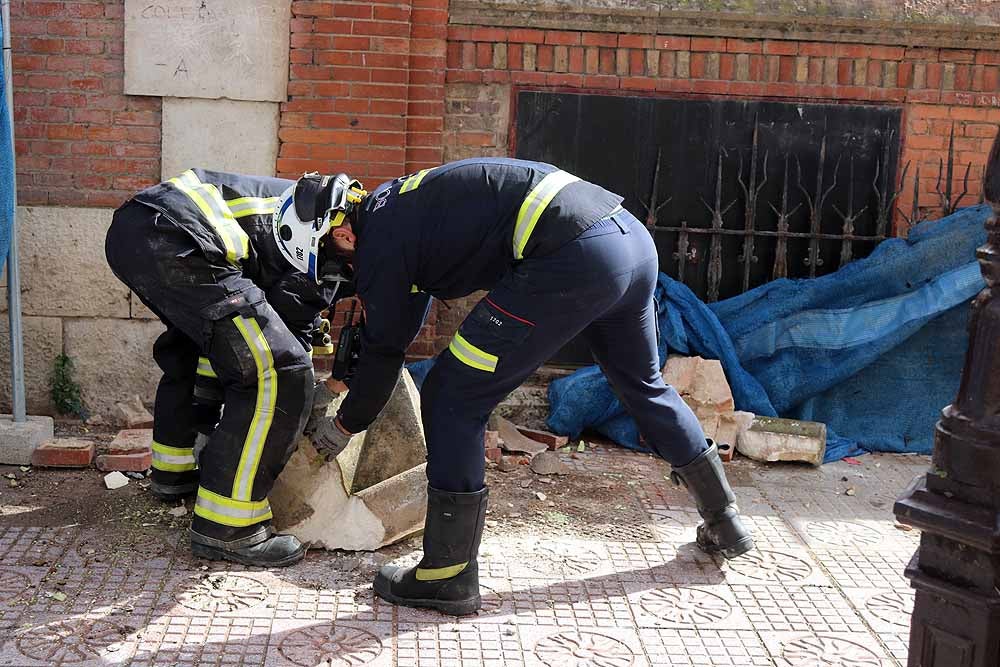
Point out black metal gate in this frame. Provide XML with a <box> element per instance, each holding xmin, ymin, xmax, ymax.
<box><xmin>513</xmin><ymin>91</ymin><xmax>903</xmax><ymax>365</ymax></box>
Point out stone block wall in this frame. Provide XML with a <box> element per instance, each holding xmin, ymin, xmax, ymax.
<box><xmin>0</xmin><ymin>207</ymin><xmax>162</xmax><ymax>416</ymax></box>
<box><xmin>6</xmin><ymin>0</ymin><xmax>1000</xmax><ymax>414</ymax></box>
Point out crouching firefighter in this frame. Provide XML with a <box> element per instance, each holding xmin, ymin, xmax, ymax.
<box><xmin>105</xmin><ymin>168</ymin><xmax>362</xmax><ymax>567</ymax></box>
<box><xmin>309</xmin><ymin>157</ymin><xmax>756</xmax><ymax>615</ymax></box>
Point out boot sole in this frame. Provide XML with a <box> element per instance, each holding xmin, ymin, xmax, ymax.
<box><xmin>700</xmin><ymin>536</ymin><xmax>756</xmax><ymax>560</ymax></box>
<box><xmin>373</xmin><ymin>576</ymin><xmax>481</xmax><ymax>616</ymax></box>
<box><xmin>191</xmin><ymin>542</ymin><xmax>305</xmax><ymax>568</ymax></box>
<box><xmin>149</xmin><ymin>482</ymin><xmax>198</xmax><ymax>503</ymax></box>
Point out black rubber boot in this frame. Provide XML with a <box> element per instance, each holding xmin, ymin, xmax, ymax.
<box><xmin>374</xmin><ymin>486</ymin><xmax>488</xmax><ymax>616</ymax></box>
<box><xmin>671</xmin><ymin>442</ymin><xmax>754</xmax><ymax>559</ymax></box>
<box><xmin>190</xmin><ymin>524</ymin><xmax>305</xmax><ymax>568</ymax></box>
<box><xmin>149</xmin><ymin>469</ymin><xmax>199</xmax><ymax>501</ymax></box>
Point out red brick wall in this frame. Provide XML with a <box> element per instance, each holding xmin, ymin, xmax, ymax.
<box><xmin>277</xmin><ymin>0</ymin><xmax>446</xmax><ymax>185</ymax></box>
<box><xmin>10</xmin><ymin>0</ymin><xmax>160</xmax><ymax>207</ymax></box>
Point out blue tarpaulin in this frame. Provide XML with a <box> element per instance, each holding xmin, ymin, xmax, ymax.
<box><xmin>0</xmin><ymin>9</ymin><xmax>13</xmax><ymax>273</ymax></box>
<box><xmin>548</xmin><ymin>205</ymin><xmax>989</xmax><ymax>462</ymax></box>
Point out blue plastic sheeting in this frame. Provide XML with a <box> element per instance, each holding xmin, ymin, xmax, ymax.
<box><xmin>548</xmin><ymin>205</ymin><xmax>989</xmax><ymax>462</ymax></box>
<box><xmin>0</xmin><ymin>12</ymin><xmax>13</xmax><ymax>274</ymax></box>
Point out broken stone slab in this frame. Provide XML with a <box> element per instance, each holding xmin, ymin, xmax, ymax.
<box><xmin>270</xmin><ymin>370</ymin><xmax>429</xmax><ymax>551</ymax></box>
<box><xmin>529</xmin><ymin>451</ymin><xmax>569</xmax><ymax>476</ymax></box>
<box><xmin>662</xmin><ymin>355</ymin><xmax>735</xmax><ymax>413</ymax></box>
<box><xmin>112</xmin><ymin>395</ymin><xmax>154</xmax><ymax>429</ymax></box>
<box><xmin>496</xmin><ymin>417</ymin><xmax>547</xmax><ymax>457</ymax></box>
<box><xmin>737</xmin><ymin>416</ymin><xmax>827</xmax><ymax>467</ymax></box>
<box><xmin>337</xmin><ymin>370</ymin><xmax>426</xmax><ymax>494</ymax></box>
<box><xmin>104</xmin><ymin>471</ymin><xmax>130</xmax><ymax>490</ymax></box>
<box><xmin>516</xmin><ymin>427</ymin><xmax>569</xmax><ymax>450</ymax></box>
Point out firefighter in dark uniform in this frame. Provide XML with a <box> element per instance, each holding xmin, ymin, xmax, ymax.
<box><xmin>311</xmin><ymin>158</ymin><xmax>755</xmax><ymax>615</ymax></box>
<box><xmin>105</xmin><ymin>169</ymin><xmax>362</xmax><ymax>567</ymax></box>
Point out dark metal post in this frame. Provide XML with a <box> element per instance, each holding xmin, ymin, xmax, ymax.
<box><xmin>893</xmin><ymin>129</ymin><xmax>1000</xmax><ymax>666</ymax></box>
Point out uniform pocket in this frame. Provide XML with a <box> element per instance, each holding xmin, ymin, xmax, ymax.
<box><xmin>450</xmin><ymin>298</ymin><xmax>534</xmax><ymax>373</ymax></box>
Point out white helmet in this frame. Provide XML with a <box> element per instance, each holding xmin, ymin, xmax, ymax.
<box><xmin>273</xmin><ymin>172</ymin><xmax>366</xmax><ymax>283</ymax></box>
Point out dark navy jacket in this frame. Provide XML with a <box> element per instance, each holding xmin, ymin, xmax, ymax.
<box><xmin>132</xmin><ymin>168</ymin><xmax>342</xmax><ymax>347</ymax></box>
<box><xmin>337</xmin><ymin>158</ymin><xmax>623</xmax><ymax>432</ymax></box>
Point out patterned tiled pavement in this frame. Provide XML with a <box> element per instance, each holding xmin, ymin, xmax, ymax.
<box><xmin>0</xmin><ymin>444</ymin><xmax>927</xmax><ymax>666</ymax></box>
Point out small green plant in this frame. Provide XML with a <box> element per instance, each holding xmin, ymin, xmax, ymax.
<box><xmin>50</xmin><ymin>353</ymin><xmax>86</xmax><ymax>418</ymax></box>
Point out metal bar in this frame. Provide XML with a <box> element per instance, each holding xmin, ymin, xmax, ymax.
<box><xmin>833</xmin><ymin>153</ymin><xmax>867</xmax><ymax>268</ymax></box>
<box><xmin>652</xmin><ymin>226</ymin><xmax>887</xmax><ymax>241</ymax></box>
<box><xmin>767</xmin><ymin>154</ymin><xmax>801</xmax><ymax>280</ymax></box>
<box><xmin>1</xmin><ymin>0</ymin><xmax>25</xmax><ymax>422</ymax></box>
<box><xmin>736</xmin><ymin>120</ymin><xmax>767</xmax><ymax>292</ymax></box>
<box><xmin>699</xmin><ymin>147</ymin><xmax>736</xmax><ymax>303</ymax></box>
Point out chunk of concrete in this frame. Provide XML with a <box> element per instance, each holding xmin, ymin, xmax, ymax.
<box><xmin>737</xmin><ymin>416</ymin><xmax>827</xmax><ymax>467</ymax></box>
<box><xmin>0</xmin><ymin>207</ymin><xmax>127</xmax><ymax>318</ymax></box>
<box><xmin>269</xmin><ymin>371</ymin><xmax>429</xmax><ymax>550</ymax></box>
<box><xmin>104</xmin><ymin>471</ymin><xmax>130</xmax><ymax>490</ymax></box>
<box><xmin>496</xmin><ymin>417</ymin><xmax>547</xmax><ymax>457</ymax></box>
<box><xmin>0</xmin><ymin>315</ymin><xmax>61</xmax><ymax>415</ymax></box>
<box><xmin>112</xmin><ymin>396</ymin><xmax>154</xmax><ymax>428</ymax></box>
<box><xmin>0</xmin><ymin>415</ymin><xmax>54</xmax><ymax>465</ymax></box>
<box><xmin>530</xmin><ymin>451</ymin><xmax>569</xmax><ymax>476</ymax></box>
<box><xmin>338</xmin><ymin>371</ymin><xmax>427</xmax><ymax>494</ymax></box>
<box><xmin>161</xmin><ymin>98</ymin><xmax>280</xmax><ymax>180</ymax></box>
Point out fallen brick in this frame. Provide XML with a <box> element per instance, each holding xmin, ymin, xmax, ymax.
<box><xmin>516</xmin><ymin>427</ymin><xmax>569</xmax><ymax>450</ymax></box>
<box><xmin>31</xmin><ymin>439</ymin><xmax>95</xmax><ymax>468</ymax></box>
<box><xmin>109</xmin><ymin>429</ymin><xmax>152</xmax><ymax>455</ymax></box>
<box><xmin>96</xmin><ymin>451</ymin><xmax>152</xmax><ymax>472</ymax></box>
<box><xmin>485</xmin><ymin>447</ymin><xmax>502</xmax><ymax>464</ymax></box>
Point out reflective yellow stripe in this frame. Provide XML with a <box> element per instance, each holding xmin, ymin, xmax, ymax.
<box><xmin>410</xmin><ymin>284</ymin><xmax>420</xmax><ymax>294</ymax></box>
<box><xmin>196</xmin><ymin>357</ymin><xmax>217</xmax><ymax>378</ymax></box>
<box><xmin>513</xmin><ymin>170</ymin><xmax>580</xmax><ymax>260</ymax></box>
<box><xmin>152</xmin><ymin>441</ymin><xmax>197</xmax><ymax>472</ymax></box>
<box><xmin>399</xmin><ymin>168</ymin><xmax>431</xmax><ymax>194</ymax></box>
<box><xmin>225</xmin><ymin>196</ymin><xmax>280</xmax><ymax>218</ymax></box>
<box><xmin>231</xmin><ymin>316</ymin><xmax>277</xmax><ymax>502</ymax></box>
<box><xmin>448</xmin><ymin>333</ymin><xmax>498</xmax><ymax>373</ymax></box>
<box><xmin>194</xmin><ymin>487</ymin><xmax>272</xmax><ymax>528</ymax></box>
<box><xmin>415</xmin><ymin>562</ymin><xmax>469</xmax><ymax>581</ymax></box>
<box><xmin>168</xmin><ymin>170</ymin><xmax>250</xmax><ymax>265</ymax></box>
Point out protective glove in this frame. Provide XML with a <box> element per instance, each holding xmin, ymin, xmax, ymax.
<box><xmin>312</xmin><ymin>416</ymin><xmax>353</xmax><ymax>461</ymax></box>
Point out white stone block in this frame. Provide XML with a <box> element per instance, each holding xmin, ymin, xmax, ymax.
<box><xmin>0</xmin><ymin>207</ymin><xmax>128</xmax><ymax>318</ymax></box>
<box><xmin>161</xmin><ymin>98</ymin><xmax>280</xmax><ymax>180</ymax></box>
<box><xmin>64</xmin><ymin>318</ymin><xmax>164</xmax><ymax>418</ymax></box>
<box><xmin>737</xmin><ymin>416</ymin><xmax>827</xmax><ymax>467</ymax></box>
<box><xmin>125</xmin><ymin>0</ymin><xmax>291</xmax><ymax>102</ymax></box>
<box><xmin>0</xmin><ymin>415</ymin><xmax>54</xmax><ymax>465</ymax></box>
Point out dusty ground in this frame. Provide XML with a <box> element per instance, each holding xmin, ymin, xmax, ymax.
<box><xmin>0</xmin><ymin>432</ymin><xmax>926</xmax><ymax>666</ymax></box>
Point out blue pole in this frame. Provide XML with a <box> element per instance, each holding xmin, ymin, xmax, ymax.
<box><xmin>1</xmin><ymin>0</ymin><xmax>26</xmax><ymax>422</ymax></box>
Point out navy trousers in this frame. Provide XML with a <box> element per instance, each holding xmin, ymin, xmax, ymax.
<box><xmin>422</xmin><ymin>210</ymin><xmax>707</xmax><ymax>493</ymax></box>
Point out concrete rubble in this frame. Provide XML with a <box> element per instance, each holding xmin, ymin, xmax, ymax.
<box><xmin>269</xmin><ymin>371</ymin><xmax>429</xmax><ymax>551</ymax></box>
<box><xmin>529</xmin><ymin>450</ymin><xmax>569</xmax><ymax>476</ymax></box>
<box><xmin>662</xmin><ymin>355</ymin><xmax>755</xmax><ymax>455</ymax></box>
<box><xmin>112</xmin><ymin>395</ymin><xmax>154</xmax><ymax>429</ymax></box>
<box><xmin>495</xmin><ymin>416</ymin><xmax>548</xmax><ymax>456</ymax></box>
<box><xmin>103</xmin><ymin>471</ymin><xmax>130</xmax><ymax>490</ymax></box>
<box><xmin>737</xmin><ymin>415</ymin><xmax>828</xmax><ymax>466</ymax></box>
